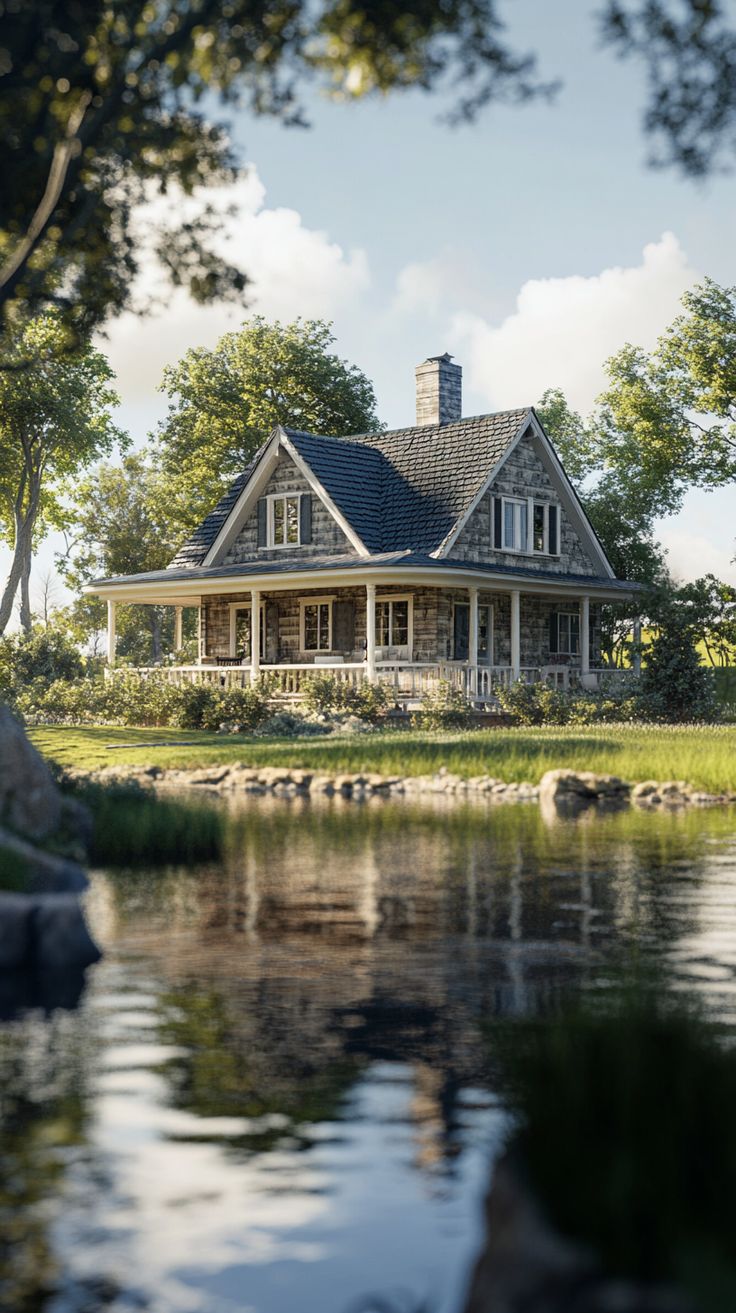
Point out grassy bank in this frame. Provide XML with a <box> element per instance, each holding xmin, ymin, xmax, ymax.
<box><xmin>30</xmin><ymin>723</ymin><xmax>736</xmax><ymax>794</ymax></box>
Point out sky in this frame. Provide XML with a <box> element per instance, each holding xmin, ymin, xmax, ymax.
<box><xmin>6</xmin><ymin>0</ymin><xmax>736</xmax><ymax>621</ymax></box>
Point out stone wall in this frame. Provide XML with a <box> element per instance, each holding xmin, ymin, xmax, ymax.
<box><xmin>222</xmin><ymin>452</ymin><xmax>352</xmax><ymax>565</ymax></box>
<box><xmin>454</xmin><ymin>435</ymin><xmax>596</xmax><ymax>576</ymax></box>
<box><xmin>201</xmin><ymin>586</ymin><xmax>600</xmax><ymax>667</ymax></box>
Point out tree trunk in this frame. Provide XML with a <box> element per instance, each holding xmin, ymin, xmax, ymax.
<box><xmin>19</xmin><ymin>543</ymin><xmax>32</xmax><ymax>634</ymax></box>
<box><xmin>0</xmin><ymin>516</ymin><xmax>34</xmax><ymax>635</ymax></box>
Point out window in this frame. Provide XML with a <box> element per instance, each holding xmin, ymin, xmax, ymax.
<box><xmin>496</xmin><ymin>496</ymin><xmax>559</xmax><ymax>555</ymax></box>
<box><xmin>229</xmin><ymin>605</ymin><xmax>265</xmax><ymax>660</ymax></box>
<box><xmin>558</xmin><ymin>612</ymin><xmax>580</xmax><ymax>656</ymax></box>
<box><xmin>376</xmin><ymin>597</ymin><xmax>409</xmax><ymax>648</ymax></box>
<box><xmin>300</xmin><ymin>598</ymin><xmax>332</xmax><ymax>652</ymax></box>
<box><xmin>270</xmin><ymin>493</ymin><xmax>301</xmax><ymax>547</ymax></box>
<box><xmin>502</xmin><ymin>497</ymin><xmax>528</xmax><ymax>551</ymax></box>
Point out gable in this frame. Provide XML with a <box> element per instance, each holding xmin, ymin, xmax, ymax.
<box><xmin>453</xmin><ymin>434</ymin><xmax>598</xmax><ymax>575</ymax></box>
<box><xmin>220</xmin><ymin>450</ymin><xmax>353</xmax><ymax>565</ymax></box>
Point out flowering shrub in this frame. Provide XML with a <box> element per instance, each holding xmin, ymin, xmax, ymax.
<box><xmin>411</xmin><ymin>680</ymin><xmax>471</xmax><ymax>730</ymax></box>
<box><xmin>301</xmin><ymin>673</ymin><xmax>391</xmax><ymax>723</ymax></box>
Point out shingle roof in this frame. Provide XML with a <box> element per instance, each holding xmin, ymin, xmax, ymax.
<box><xmin>167</xmin><ymin>409</ymin><xmax>531</xmax><ymax>569</ymax></box>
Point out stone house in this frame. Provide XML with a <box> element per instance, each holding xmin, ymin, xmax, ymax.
<box><xmin>88</xmin><ymin>354</ymin><xmax>638</xmax><ymax>703</ymax></box>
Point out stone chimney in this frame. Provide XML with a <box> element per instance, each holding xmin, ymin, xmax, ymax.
<box><xmin>415</xmin><ymin>353</ymin><xmax>462</xmax><ymax>426</ymax></box>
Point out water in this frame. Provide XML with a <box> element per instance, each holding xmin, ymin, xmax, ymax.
<box><xmin>2</xmin><ymin>797</ymin><xmax>736</xmax><ymax>1313</ymax></box>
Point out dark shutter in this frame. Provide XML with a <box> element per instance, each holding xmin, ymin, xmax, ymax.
<box><xmin>549</xmin><ymin>612</ymin><xmax>559</xmax><ymax>655</ymax></box>
<box><xmin>493</xmin><ymin>496</ymin><xmax>502</xmax><ymax>549</ymax></box>
<box><xmin>300</xmin><ymin>494</ymin><xmax>312</xmax><ymax>545</ymax></box>
<box><xmin>548</xmin><ymin>504</ymin><xmax>559</xmax><ymax>555</ymax></box>
<box><xmin>332</xmin><ymin>599</ymin><xmax>355</xmax><ymax>653</ymax></box>
<box><xmin>257</xmin><ymin>498</ymin><xmax>267</xmax><ymax>548</ymax></box>
<box><xmin>266</xmin><ymin>600</ymin><xmax>280</xmax><ymax>663</ymax></box>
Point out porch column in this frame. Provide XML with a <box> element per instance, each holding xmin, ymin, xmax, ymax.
<box><xmin>174</xmin><ymin>605</ymin><xmax>183</xmax><ymax>651</ymax></box>
<box><xmin>580</xmin><ymin>595</ymin><xmax>590</xmax><ymax>675</ymax></box>
<box><xmin>366</xmin><ymin>582</ymin><xmax>377</xmax><ymax>683</ymax></box>
<box><xmin>468</xmin><ymin>586</ymin><xmax>479</xmax><ymax>695</ymax></box>
<box><xmin>632</xmin><ymin>617</ymin><xmax>642</xmax><ymax>674</ymax></box>
<box><xmin>106</xmin><ymin>600</ymin><xmax>117</xmax><ymax>666</ymax></box>
<box><xmin>510</xmin><ymin>589</ymin><xmax>521</xmax><ymax>680</ymax></box>
<box><xmin>250</xmin><ymin>588</ymin><xmax>261</xmax><ymax>681</ymax></box>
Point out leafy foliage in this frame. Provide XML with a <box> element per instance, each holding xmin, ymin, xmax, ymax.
<box><xmin>411</xmin><ymin>680</ymin><xmax>471</xmax><ymax>729</ymax></box>
<box><xmin>16</xmin><ymin>672</ymin><xmax>273</xmax><ymax>732</ymax></box>
<box><xmin>0</xmin><ymin>625</ymin><xmax>85</xmax><ymax>702</ymax></box>
<box><xmin>495</xmin><ymin>678</ymin><xmax>639</xmax><ymax>727</ymax></box>
<box><xmin>153</xmin><ymin>317</ymin><xmax>381</xmax><ymax>541</ymax></box>
<box><xmin>638</xmin><ymin>610</ymin><xmax>718</xmax><ymax>723</ymax></box>
<box><xmin>301</xmin><ymin>673</ymin><xmax>392</xmax><ymax>723</ymax></box>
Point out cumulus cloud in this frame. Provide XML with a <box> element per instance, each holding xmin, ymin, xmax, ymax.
<box><xmin>100</xmin><ymin>167</ymin><xmax>370</xmax><ymax>403</ymax></box>
<box><xmin>395</xmin><ymin>232</ymin><xmax>697</xmax><ymax>414</ymax></box>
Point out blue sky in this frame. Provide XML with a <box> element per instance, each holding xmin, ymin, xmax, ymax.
<box><xmin>6</xmin><ymin>1</ymin><xmax>736</xmax><ymax>618</ymax></box>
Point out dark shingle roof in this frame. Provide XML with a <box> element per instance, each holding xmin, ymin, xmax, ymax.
<box><xmin>167</xmin><ymin>409</ymin><xmax>530</xmax><ymax>569</ymax></box>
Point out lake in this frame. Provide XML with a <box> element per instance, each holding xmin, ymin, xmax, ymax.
<box><xmin>2</xmin><ymin>796</ymin><xmax>736</xmax><ymax>1313</ymax></box>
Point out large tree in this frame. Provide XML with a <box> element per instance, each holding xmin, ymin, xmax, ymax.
<box><xmin>594</xmin><ymin>279</ymin><xmax>736</xmax><ymax>521</ymax></box>
<box><xmin>152</xmin><ymin>317</ymin><xmax>381</xmax><ymax>542</ymax></box>
<box><xmin>59</xmin><ymin>453</ymin><xmax>180</xmax><ymax>664</ymax></box>
<box><xmin>2</xmin><ymin>3</ymin><xmax>736</xmax><ymax>351</ymax></box>
<box><xmin>0</xmin><ymin>314</ymin><xmax>122</xmax><ymax>635</ymax></box>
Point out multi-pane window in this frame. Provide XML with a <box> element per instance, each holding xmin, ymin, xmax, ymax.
<box><xmin>502</xmin><ymin>497</ymin><xmax>528</xmax><ymax>551</ymax></box>
<box><xmin>302</xmin><ymin>601</ymin><xmax>331</xmax><ymax>651</ymax></box>
<box><xmin>558</xmin><ymin>612</ymin><xmax>580</xmax><ymax>656</ymax></box>
<box><xmin>376</xmin><ymin>598</ymin><xmax>409</xmax><ymax>648</ymax></box>
<box><xmin>533</xmin><ymin>503</ymin><xmax>545</xmax><ymax>552</ymax></box>
<box><xmin>271</xmin><ymin>494</ymin><xmax>300</xmax><ymax>547</ymax></box>
<box><xmin>232</xmin><ymin>607</ymin><xmax>264</xmax><ymax>660</ymax></box>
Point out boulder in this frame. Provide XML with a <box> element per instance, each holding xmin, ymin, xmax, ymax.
<box><xmin>32</xmin><ymin>895</ymin><xmax>102</xmax><ymax>972</ymax></box>
<box><xmin>539</xmin><ymin>771</ymin><xmax>630</xmax><ymax>817</ymax></box>
<box><xmin>0</xmin><ymin>705</ymin><xmax>62</xmax><ymax>841</ymax></box>
<box><xmin>0</xmin><ymin>893</ymin><xmax>34</xmax><ymax>969</ymax></box>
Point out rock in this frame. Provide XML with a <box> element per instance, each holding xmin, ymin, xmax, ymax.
<box><xmin>0</xmin><ymin>823</ymin><xmax>89</xmax><ymax>892</ymax></box>
<box><xmin>0</xmin><ymin>705</ymin><xmax>62</xmax><ymax>842</ymax></box>
<box><xmin>32</xmin><ymin>895</ymin><xmax>102</xmax><ymax>972</ymax></box>
<box><xmin>0</xmin><ymin>894</ymin><xmax>33</xmax><ymax>969</ymax></box>
<box><xmin>632</xmin><ymin>781</ymin><xmax>659</xmax><ymax>801</ymax></box>
<box><xmin>539</xmin><ymin>770</ymin><xmax>630</xmax><ymax>817</ymax></box>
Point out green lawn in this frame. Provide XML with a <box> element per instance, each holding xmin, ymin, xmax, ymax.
<box><xmin>29</xmin><ymin>723</ymin><xmax>736</xmax><ymax>793</ymax></box>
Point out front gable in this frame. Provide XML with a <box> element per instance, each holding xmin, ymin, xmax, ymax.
<box><xmin>202</xmin><ymin>429</ymin><xmax>368</xmax><ymax>567</ymax></box>
<box><xmin>440</xmin><ymin>416</ymin><xmax>614</xmax><ymax>578</ymax></box>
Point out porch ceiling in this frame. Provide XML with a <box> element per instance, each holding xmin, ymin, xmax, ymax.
<box><xmin>85</xmin><ymin>550</ymin><xmax>640</xmax><ymax>606</ymax></box>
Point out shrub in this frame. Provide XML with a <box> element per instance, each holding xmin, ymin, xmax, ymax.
<box><xmin>411</xmin><ymin>679</ymin><xmax>471</xmax><ymax>730</ymax></box>
<box><xmin>638</xmin><ymin>620</ymin><xmax>718</xmax><ymax>722</ymax></box>
<box><xmin>16</xmin><ymin>672</ymin><xmax>272</xmax><ymax>732</ymax></box>
<box><xmin>496</xmin><ymin>679</ymin><xmax>569</xmax><ymax>726</ymax></box>
<box><xmin>0</xmin><ymin>627</ymin><xmax>84</xmax><ymax>701</ymax></box>
<box><xmin>256</xmin><ymin>710</ymin><xmax>332</xmax><ymax>737</ymax></box>
<box><xmin>301</xmin><ymin>673</ymin><xmax>391</xmax><ymax>723</ymax></box>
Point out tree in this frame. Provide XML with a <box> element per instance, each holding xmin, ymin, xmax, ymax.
<box><xmin>638</xmin><ymin>590</ymin><xmax>717</xmax><ymax>722</ymax></box>
<box><xmin>677</xmin><ymin>574</ymin><xmax>736</xmax><ymax>668</ymax></box>
<box><xmin>2</xmin><ymin>3</ymin><xmax>736</xmax><ymax>350</ymax></box>
<box><xmin>152</xmin><ymin>317</ymin><xmax>381</xmax><ymax>542</ymax></box>
<box><xmin>0</xmin><ymin>314</ymin><xmax>122</xmax><ymax>635</ymax></box>
<box><xmin>595</xmin><ymin>279</ymin><xmax>736</xmax><ymax>520</ymax></box>
<box><xmin>59</xmin><ymin>453</ymin><xmax>179</xmax><ymax>664</ymax></box>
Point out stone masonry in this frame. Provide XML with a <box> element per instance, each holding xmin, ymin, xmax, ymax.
<box><xmin>222</xmin><ymin>452</ymin><xmax>351</xmax><ymax>565</ymax></box>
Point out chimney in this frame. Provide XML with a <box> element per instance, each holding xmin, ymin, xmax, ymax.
<box><xmin>415</xmin><ymin>353</ymin><xmax>462</xmax><ymax>426</ymax></box>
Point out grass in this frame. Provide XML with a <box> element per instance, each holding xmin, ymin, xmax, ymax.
<box><xmin>30</xmin><ymin>722</ymin><xmax>736</xmax><ymax>794</ymax></box>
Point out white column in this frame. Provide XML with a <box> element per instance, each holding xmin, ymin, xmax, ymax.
<box><xmin>580</xmin><ymin>595</ymin><xmax>590</xmax><ymax>675</ymax></box>
<box><xmin>197</xmin><ymin>603</ymin><xmax>204</xmax><ymax>664</ymax></box>
<box><xmin>510</xmin><ymin>589</ymin><xmax>521</xmax><ymax>680</ymax></box>
<box><xmin>250</xmin><ymin>588</ymin><xmax>261</xmax><ymax>681</ymax></box>
<box><xmin>468</xmin><ymin>586</ymin><xmax>479</xmax><ymax>696</ymax></box>
<box><xmin>174</xmin><ymin>605</ymin><xmax>183</xmax><ymax>652</ymax></box>
<box><xmin>632</xmin><ymin>618</ymin><xmax>642</xmax><ymax>674</ymax></box>
<box><xmin>106</xmin><ymin>600</ymin><xmax>117</xmax><ymax>666</ymax></box>
<box><xmin>366</xmin><ymin>582</ymin><xmax>377</xmax><ymax>683</ymax></box>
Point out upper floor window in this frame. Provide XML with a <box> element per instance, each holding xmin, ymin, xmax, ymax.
<box><xmin>257</xmin><ymin>492</ymin><xmax>312</xmax><ymax>549</ymax></box>
<box><xmin>495</xmin><ymin>496</ymin><xmax>560</xmax><ymax>556</ymax></box>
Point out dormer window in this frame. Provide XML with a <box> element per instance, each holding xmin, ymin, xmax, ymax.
<box><xmin>257</xmin><ymin>492</ymin><xmax>313</xmax><ymax>549</ymax></box>
<box><xmin>494</xmin><ymin>496</ymin><xmax>560</xmax><ymax>557</ymax></box>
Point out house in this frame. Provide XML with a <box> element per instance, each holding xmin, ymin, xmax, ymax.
<box><xmin>88</xmin><ymin>354</ymin><xmax>639</xmax><ymax>703</ymax></box>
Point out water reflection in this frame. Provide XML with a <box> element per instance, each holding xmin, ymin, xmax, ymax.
<box><xmin>1</xmin><ymin>799</ymin><xmax>735</xmax><ymax>1312</ymax></box>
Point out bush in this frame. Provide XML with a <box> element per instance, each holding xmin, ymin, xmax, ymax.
<box><xmin>638</xmin><ymin>620</ymin><xmax>718</xmax><ymax>722</ymax></box>
<box><xmin>497</xmin><ymin>678</ymin><xmax>640</xmax><ymax>727</ymax></box>
<box><xmin>411</xmin><ymin>679</ymin><xmax>471</xmax><ymax>730</ymax></box>
<box><xmin>256</xmin><ymin>710</ymin><xmax>332</xmax><ymax>737</ymax></box>
<box><xmin>0</xmin><ymin>627</ymin><xmax>84</xmax><ymax>702</ymax></box>
<box><xmin>16</xmin><ymin>672</ymin><xmax>273</xmax><ymax>732</ymax></box>
<box><xmin>301</xmin><ymin>673</ymin><xmax>391</xmax><ymax>723</ymax></box>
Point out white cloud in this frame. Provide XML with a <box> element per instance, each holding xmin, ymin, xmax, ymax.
<box><xmin>99</xmin><ymin>167</ymin><xmax>370</xmax><ymax>404</ymax></box>
<box><xmin>395</xmin><ymin>232</ymin><xmax>697</xmax><ymax>414</ymax></box>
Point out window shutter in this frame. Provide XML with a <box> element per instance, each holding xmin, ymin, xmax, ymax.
<box><xmin>549</xmin><ymin>612</ymin><xmax>559</xmax><ymax>655</ymax></box>
<box><xmin>493</xmin><ymin>496</ymin><xmax>502</xmax><ymax>549</ymax></box>
<box><xmin>548</xmin><ymin>504</ymin><xmax>559</xmax><ymax>555</ymax></box>
<box><xmin>257</xmin><ymin>498</ymin><xmax>267</xmax><ymax>548</ymax></box>
<box><xmin>300</xmin><ymin>494</ymin><xmax>312</xmax><ymax>545</ymax></box>
<box><xmin>332</xmin><ymin>599</ymin><xmax>356</xmax><ymax>653</ymax></box>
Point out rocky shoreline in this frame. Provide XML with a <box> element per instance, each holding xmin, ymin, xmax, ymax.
<box><xmin>66</xmin><ymin>761</ymin><xmax>735</xmax><ymax>812</ymax></box>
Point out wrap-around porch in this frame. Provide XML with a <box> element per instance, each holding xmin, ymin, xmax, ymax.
<box><xmin>105</xmin><ymin>577</ymin><xmax>636</xmax><ymax>705</ymax></box>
